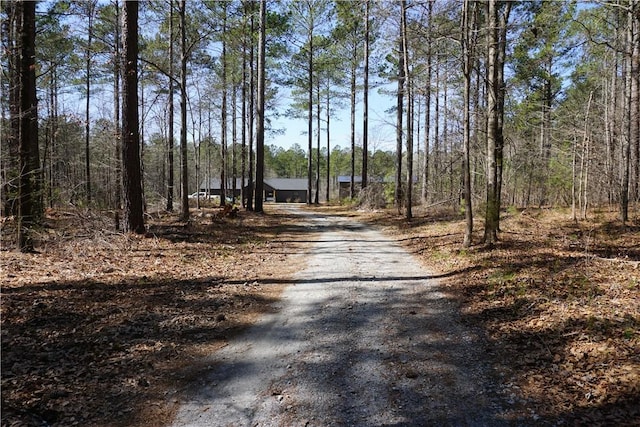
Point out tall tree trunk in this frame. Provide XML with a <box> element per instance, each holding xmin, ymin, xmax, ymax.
<box><xmin>483</xmin><ymin>0</ymin><xmax>511</xmax><ymax>244</ymax></box>
<box><xmin>121</xmin><ymin>0</ymin><xmax>144</xmax><ymax>234</ymax></box>
<box><xmin>179</xmin><ymin>0</ymin><xmax>189</xmax><ymax>221</ymax></box>
<box><xmin>401</xmin><ymin>0</ymin><xmax>412</xmax><ymax>220</ymax></box>
<box><xmin>607</xmin><ymin>25</ymin><xmax>620</xmax><ymax>207</ymax></box>
<box><xmin>2</xmin><ymin>1</ymin><xmax>20</xmax><ymax>217</ymax></box>
<box><xmin>241</xmin><ymin>4</ymin><xmax>248</xmax><ymax>208</ymax></box>
<box><xmin>221</xmin><ymin>7</ymin><xmax>228</xmax><ymax>207</ymax></box>
<box><xmin>631</xmin><ymin>0</ymin><xmax>639</xmax><ymax>204</ymax></box>
<box><xmin>315</xmin><ymin>78</ymin><xmax>320</xmax><ymax>205</ymax></box>
<box><xmin>17</xmin><ymin>0</ymin><xmax>41</xmax><ymax>251</ymax></box>
<box><xmin>114</xmin><ymin>0</ymin><xmax>121</xmax><ymax>228</ymax></box>
<box><xmin>572</xmin><ymin>132</ymin><xmax>578</xmax><ymax>221</ymax></box>
<box><xmin>307</xmin><ymin>22</ymin><xmax>314</xmax><ymax>206</ymax></box>
<box><xmin>483</xmin><ymin>0</ymin><xmax>500</xmax><ymax>245</ymax></box>
<box><xmin>620</xmin><ymin>0</ymin><xmax>636</xmax><ymax>223</ymax></box>
<box><xmin>85</xmin><ymin>1</ymin><xmax>95</xmax><ymax>204</ymax></box>
<box><xmin>539</xmin><ymin>62</ymin><xmax>552</xmax><ymax>207</ymax></box>
<box><xmin>46</xmin><ymin>66</ymin><xmax>59</xmax><ymax>209</ymax></box>
<box><xmin>232</xmin><ymin>84</ymin><xmax>238</xmax><ymax>203</ymax></box>
<box><xmin>421</xmin><ymin>0</ymin><xmax>433</xmax><ymax>204</ymax></box>
<box><xmin>580</xmin><ymin>91</ymin><xmax>593</xmax><ymax>220</ymax></box>
<box><xmin>434</xmin><ymin>62</ymin><xmax>440</xmax><ymax>198</ymax></box>
<box><xmin>395</xmin><ymin>36</ymin><xmax>405</xmax><ymax>214</ymax></box>
<box><xmin>166</xmin><ymin>0</ymin><xmax>175</xmax><ymax>212</ymax></box>
<box><xmin>362</xmin><ymin>0</ymin><xmax>370</xmax><ymax>190</ymax></box>
<box><xmin>461</xmin><ymin>0</ymin><xmax>474</xmax><ymax>247</ymax></box>
<box><xmin>247</xmin><ymin>7</ymin><xmax>255</xmax><ymax>211</ymax></box>
<box><xmin>495</xmin><ymin>1</ymin><xmax>510</xmax><ymax>226</ymax></box>
<box><xmin>350</xmin><ymin>54</ymin><xmax>356</xmax><ymax>199</ymax></box>
<box><xmin>326</xmin><ymin>80</ymin><xmax>331</xmax><ymax>202</ymax></box>
<box><xmin>254</xmin><ymin>0</ymin><xmax>266</xmax><ymax>212</ymax></box>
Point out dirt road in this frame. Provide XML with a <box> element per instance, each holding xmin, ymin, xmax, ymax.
<box><xmin>171</xmin><ymin>206</ymin><xmax>518</xmax><ymax>426</ymax></box>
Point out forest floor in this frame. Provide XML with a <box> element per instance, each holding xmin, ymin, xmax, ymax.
<box><xmin>1</xmin><ymin>202</ymin><xmax>639</xmax><ymax>426</ymax></box>
<box><xmin>1</xmin><ymin>202</ymin><xmax>309</xmax><ymax>427</ymax></box>
<box><xmin>358</xmin><ymin>204</ymin><xmax>640</xmax><ymax>425</ymax></box>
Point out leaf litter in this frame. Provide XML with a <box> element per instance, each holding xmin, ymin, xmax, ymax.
<box><xmin>360</xmin><ymin>205</ymin><xmax>639</xmax><ymax>426</ymax></box>
<box><xmin>2</xmin><ymin>204</ymin><xmax>638</xmax><ymax>426</ymax></box>
<box><xmin>1</xmin><ymin>206</ymin><xmax>306</xmax><ymax>427</ymax></box>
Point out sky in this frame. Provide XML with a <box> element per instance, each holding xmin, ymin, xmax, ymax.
<box><xmin>268</xmin><ymin>84</ymin><xmax>399</xmax><ymax>153</ymax></box>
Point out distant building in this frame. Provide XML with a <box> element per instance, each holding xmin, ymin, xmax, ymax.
<box><xmin>337</xmin><ymin>175</ymin><xmax>362</xmax><ymax>199</ymax></box>
<box><xmin>263</xmin><ymin>178</ymin><xmax>308</xmax><ymax>203</ymax></box>
<box><xmin>199</xmin><ymin>178</ymin><xmax>244</xmax><ymax>199</ymax></box>
<box><xmin>199</xmin><ymin>177</ymin><xmax>308</xmax><ymax>203</ymax></box>
<box><xmin>337</xmin><ymin>176</ymin><xmax>398</xmax><ymax>199</ymax></box>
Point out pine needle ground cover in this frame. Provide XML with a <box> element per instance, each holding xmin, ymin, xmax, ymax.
<box><xmin>1</xmin><ymin>207</ymin><xmax>306</xmax><ymax>427</ymax></box>
<box><xmin>364</xmin><ymin>205</ymin><xmax>639</xmax><ymax>425</ymax></box>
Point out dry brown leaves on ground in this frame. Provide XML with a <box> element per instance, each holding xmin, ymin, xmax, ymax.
<box><xmin>1</xmin><ymin>205</ymin><xmax>308</xmax><ymax>427</ymax></box>
<box><xmin>359</xmin><ymin>205</ymin><xmax>640</xmax><ymax>426</ymax></box>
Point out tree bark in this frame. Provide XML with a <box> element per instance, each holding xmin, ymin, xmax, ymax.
<box><xmin>495</xmin><ymin>1</ymin><xmax>510</xmax><ymax>222</ymax></box>
<box><xmin>121</xmin><ymin>0</ymin><xmax>144</xmax><ymax>234</ymax></box>
<box><xmin>241</xmin><ymin>3</ymin><xmax>248</xmax><ymax>208</ymax></box>
<box><xmin>350</xmin><ymin>47</ymin><xmax>356</xmax><ymax>200</ymax></box>
<box><xmin>580</xmin><ymin>91</ymin><xmax>593</xmax><ymax>220</ymax></box>
<box><xmin>620</xmin><ymin>0</ymin><xmax>637</xmax><ymax>223</ymax></box>
<box><xmin>401</xmin><ymin>0</ymin><xmax>412</xmax><ymax>220</ymax></box>
<box><xmin>395</xmin><ymin>36</ymin><xmax>404</xmax><ymax>214</ymax></box>
<box><xmin>167</xmin><ymin>0</ymin><xmax>175</xmax><ymax>212</ymax></box>
<box><xmin>179</xmin><ymin>0</ymin><xmax>189</xmax><ymax>221</ymax></box>
<box><xmin>254</xmin><ymin>0</ymin><xmax>266</xmax><ymax>212</ymax></box>
<box><xmin>307</xmin><ymin>18</ymin><xmax>314</xmax><ymax>206</ymax></box>
<box><xmin>461</xmin><ymin>0</ymin><xmax>474</xmax><ymax>247</ymax></box>
<box><xmin>315</xmin><ymin>78</ymin><xmax>320</xmax><ymax>205</ymax></box>
<box><xmin>483</xmin><ymin>0</ymin><xmax>500</xmax><ymax>245</ymax></box>
<box><xmin>114</xmin><ymin>0</ymin><xmax>121</xmax><ymax>229</ymax></box>
<box><xmin>421</xmin><ymin>0</ymin><xmax>432</xmax><ymax>204</ymax></box>
<box><xmin>17</xmin><ymin>0</ymin><xmax>42</xmax><ymax>251</ymax></box>
<box><xmin>631</xmin><ymin>0</ymin><xmax>639</xmax><ymax>204</ymax></box>
<box><xmin>247</xmin><ymin>6</ymin><xmax>255</xmax><ymax>211</ymax></box>
<box><xmin>85</xmin><ymin>1</ymin><xmax>96</xmax><ymax>204</ymax></box>
<box><xmin>221</xmin><ymin>6</ymin><xmax>228</xmax><ymax>207</ymax></box>
<box><xmin>326</xmin><ymin>81</ymin><xmax>331</xmax><ymax>202</ymax></box>
<box><xmin>362</xmin><ymin>0</ymin><xmax>370</xmax><ymax>190</ymax></box>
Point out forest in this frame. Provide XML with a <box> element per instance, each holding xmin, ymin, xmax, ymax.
<box><xmin>2</xmin><ymin>0</ymin><xmax>638</xmax><ymax>247</ymax></box>
<box><xmin>1</xmin><ymin>0</ymin><xmax>639</xmax><ymax>426</ymax></box>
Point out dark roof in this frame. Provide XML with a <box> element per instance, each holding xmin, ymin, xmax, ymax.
<box><xmin>200</xmin><ymin>178</ymin><xmax>245</xmax><ymax>189</ymax></box>
<box><xmin>337</xmin><ymin>175</ymin><xmax>395</xmax><ymax>183</ymax></box>
<box><xmin>201</xmin><ymin>177</ymin><xmax>308</xmax><ymax>191</ymax></box>
<box><xmin>264</xmin><ymin>178</ymin><xmax>308</xmax><ymax>191</ymax></box>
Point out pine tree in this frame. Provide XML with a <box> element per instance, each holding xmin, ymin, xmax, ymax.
<box><xmin>121</xmin><ymin>0</ymin><xmax>144</xmax><ymax>233</ymax></box>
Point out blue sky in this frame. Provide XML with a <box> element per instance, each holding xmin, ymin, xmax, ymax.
<box><xmin>269</xmin><ymin>84</ymin><xmax>399</xmax><ymax>153</ymax></box>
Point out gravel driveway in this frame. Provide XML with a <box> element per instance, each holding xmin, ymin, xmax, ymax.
<box><xmin>171</xmin><ymin>206</ymin><xmax>517</xmax><ymax>426</ymax></box>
